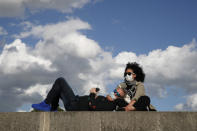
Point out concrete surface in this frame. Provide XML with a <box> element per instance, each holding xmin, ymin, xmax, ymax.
<box><xmin>0</xmin><ymin>112</ymin><xmax>197</xmax><ymax>131</ymax></box>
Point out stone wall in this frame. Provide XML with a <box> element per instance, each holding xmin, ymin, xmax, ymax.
<box><xmin>0</xmin><ymin>112</ymin><xmax>197</xmax><ymax>131</ymax></box>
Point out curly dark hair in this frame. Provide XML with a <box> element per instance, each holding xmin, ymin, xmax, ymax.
<box><xmin>124</xmin><ymin>62</ymin><xmax>145</xmax><ymax>82</ymax></box>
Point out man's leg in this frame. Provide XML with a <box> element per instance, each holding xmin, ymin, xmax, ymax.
<box><xmin>45</xmin><ymin>77</ymin><xmax>77</xmax><ymax>111</ymax></box>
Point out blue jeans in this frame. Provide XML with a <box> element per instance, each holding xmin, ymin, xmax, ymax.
<box><xmin>45</xmin><ymin>77</ymin><xmax>78</xmax><ymax>111</ymax></box>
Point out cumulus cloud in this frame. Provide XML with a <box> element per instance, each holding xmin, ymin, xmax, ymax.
<box><xmin>186</xmin><ymin>94</ymin><xmax>197</xmax><ymax>111</ymax></box>
<box><xmin>0</xmin><ymin>0</ymin><xmax>98</xmax><ymax>17</ymax></box>
<box><xmin>109</xmin><ymin>39</ymin><xmax>197</xmax><ymax>98</ymax></box>
<box><xmin>0</xmin><ymin>18</ymin><xmax>113</xmax><ymax>111</ymax></box>
<box><xmin>24</xmin><ymin>83</ymin><xmax>52</xmax><ymax>98</ymax></box>
<box><xmin>1</xmin><ymin>18</ymin><xmax>197</xmax><ymax>112</ymax></box>
<box><xmin>174</xmin><ymin>103</ymin><xmax>184</xmax><ymax>111</ymax></box>
<box><xmin>0</xmin><ymin>26</ymin><xmax>8</xmax><ymax>35</ymax></box>
<box><xmin>0</xmin><ymin>39</ymin><xmax>56</xmax><ymax>74</ymax></box>
<box><xmin>174</xmin><ymin>93</ymin><xmax>197</xmax><ymax>111</ymax></box>
<box><xmin>0</xmin><ymin>39</ymin><xmax>56</xmax><ymax>112</ymax></box>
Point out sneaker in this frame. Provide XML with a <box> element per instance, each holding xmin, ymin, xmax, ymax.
<box><xmin>32</xmin><ymin>100</ymin><xmax>51</xmax><ymax>111</ymax></box>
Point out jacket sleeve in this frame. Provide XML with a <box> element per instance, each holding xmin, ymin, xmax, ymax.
<box><xmin>89</xmin><ymin>93</ymin><xmax>96</xmax><ymax>99</ymax></box>
<box><xmin>131</xmin><ymin>82</ymin><xmax>145</xmax><ymax>101</ymax></box>
<box><xmin>88</xmin><ymin>93</ymin><xmax>96</xmax><ymax>104</ymax></box>
<box><xmin>88</xmin><ymin>93</ymin><xmax>97</xmax><ymax>110</ymax></box>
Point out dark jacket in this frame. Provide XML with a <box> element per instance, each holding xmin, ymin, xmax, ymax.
<box><xmin>74</xmin><ymin>93</ymin><xmax>116</xmax><ymax>111</ymax></box>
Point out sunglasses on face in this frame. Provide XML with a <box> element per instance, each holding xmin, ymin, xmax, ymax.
<box><xmin>113</xmin><ymin>89</ymin><xmax>121</xmax><ymax>97</ymax></box>
<box><xmin>125</xmin><ymin>72</ymin><xmax>135</xmax><ymax>76</ymax></box>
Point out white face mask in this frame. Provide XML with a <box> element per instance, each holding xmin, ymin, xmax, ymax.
<box><xmin>125</xmin><ymin>74</ymin><xmax>134</xmax><ymax>82</ymax></box>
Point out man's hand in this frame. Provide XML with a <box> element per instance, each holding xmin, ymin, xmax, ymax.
<box><xmin>130</xmin><ymin>100</ymin><xmax>136</xmax><ymax>105</ymax></box>
<box><xmin>106</xmin><ymin>95</ymin><xmax>113</xmax><ymax>101</ymax></box>
<box><xmin>123</xmin><ymin>100</ymin><xmax>136</xmax><ymax>111</ymax></box>
<box><xmin>124</xmin><ymin>104</ymin><xmax>136</xmax><ymax>111</ymax></box>
<box><xmin>90</xmin><ymin>88</ymin><xmax>97</xmax><ymax>94</ymax></box>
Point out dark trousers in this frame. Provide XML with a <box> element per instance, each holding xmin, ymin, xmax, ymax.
<box><xmin>45</xmin><ymin>77</ymin><xmax>77</xmax><ymax>111</ymax></box>
<box><xmin>133</xmin><ymin>96</ymin><xmax>151</xmax><ymax>111</ymax></box>
<box><xmin>45</xmin><ymin>77</ymin><xmax>115</xmax><ymax>111</ymax></box>
<box><xmin>115</xmin><ymin>96</ymin><xmax>151</xmax><ymax>111</ymax></box>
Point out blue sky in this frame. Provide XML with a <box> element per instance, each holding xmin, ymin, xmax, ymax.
<box><xmin>0</xmin><ymin>0</ymin><xmax>197</xmax><ymax>112</ymax></box>
<box><xmin>76</xmin><ymin>0</ymin><xmax>197</xmax><ymax>55</ymax></box>
<box><xmin>2</xmin><ymin>0</ymin><xmax>197</xmax><ymax>54</ymax></box>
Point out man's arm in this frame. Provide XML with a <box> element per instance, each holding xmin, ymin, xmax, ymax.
<box><xmin>106</xmin><ymin>87</ymin><xmax>126</xmax><ymax>101</ymax></box>
<box><xmin>106</xmin><ymin>95</ymin><xmax>114</xmax><ymax>101</ymax></box>
<box><xmin>124</xmin><ymin>100</ymin><xmax>136</xmax><ymax>111</ymax></box>
<box><xmin>88</xmin><ymin>88</ymin><xmax>100</xmax><ymax>110</ymax></box>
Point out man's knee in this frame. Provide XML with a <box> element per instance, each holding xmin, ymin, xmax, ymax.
<box><xmin>56</xmin><ymin>77</ymin><xmax>66</xmax><ymax>83</ymax></box>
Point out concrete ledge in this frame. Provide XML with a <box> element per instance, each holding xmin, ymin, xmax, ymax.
<box><xmin>0</xmin><ymin>112</ymin><xmax>197</xmax><ymax>131</ymax></box>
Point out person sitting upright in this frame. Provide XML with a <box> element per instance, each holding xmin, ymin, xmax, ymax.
<box><xmin>107</xmin><ymin>62</ymin><xmax>156</xmax><ymax>111</ymax></box>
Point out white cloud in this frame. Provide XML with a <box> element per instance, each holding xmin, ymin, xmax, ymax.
<box><xmin>17</xmin><ymin>105</ymin><xmax>34</xmax><ymax>112</ymax></box>
<box><xmin>16</xmin><ymin>18</ymin><xmax>102</xmax><ymax>59</ymax></box>
<box><xmin>0</xmin><ymin>0</ymin><xmax>95</xmax><ymax>17</ymax></box>
<box><xmin>15</xmin><ymin>18</ymin><xmax>91</xmax><ymax>39</ymax></box>
<box><xmin>0</xmin><ymin>18</ymin><xmax>112</xmax><ymax>111</ymax></box>
<box><xmin>174</xmin><ymin>93</ymin><xmax>197</xmax><ymax>111</ymax></box>
<box><xmin>186</xmin><ymin>94</ymin><xmax>197</xmax><ymax>110</ymax></box>
<box><xmin>0</xmin><ymin>26</ymin><xmax>8</xmax><ymax>35</ymax></box>
<box><xmin>1</xmin><ymin>18</ymin><xmax>197</xmax><ymax>112</ymax></box>
<box><xmin>174</xmin><ymin>103</ymin><xmax>184</xmax><ymax>111</ymax></box>
<box><xmin>0</xmin><ymin>0</ymin><xmax>25</xmax><ymax>17</ymax></box>
<box><xmin>108</xmin><ymin>39</ymin><xmax>197</xmax><ymax>97</ymax></box>
<box><xmin>24</xmin><ymin>83</ymin><xmax>52</xmax><ymax>98</ymax></box>
<box><xmin>0</xmin><ymin>39</ymin><xmax>56</xmax><ymax>74</ymax></box>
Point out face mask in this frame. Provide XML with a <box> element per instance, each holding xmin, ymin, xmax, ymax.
<box><xmin>125</xmin><ymin>74</ymin><xmax>134</xmax><ymax>82</ymax></box>
<box><xmin>124</xmin><ymin>74</ymin><xmax>135</xmax><ymax>86</ymax></box>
